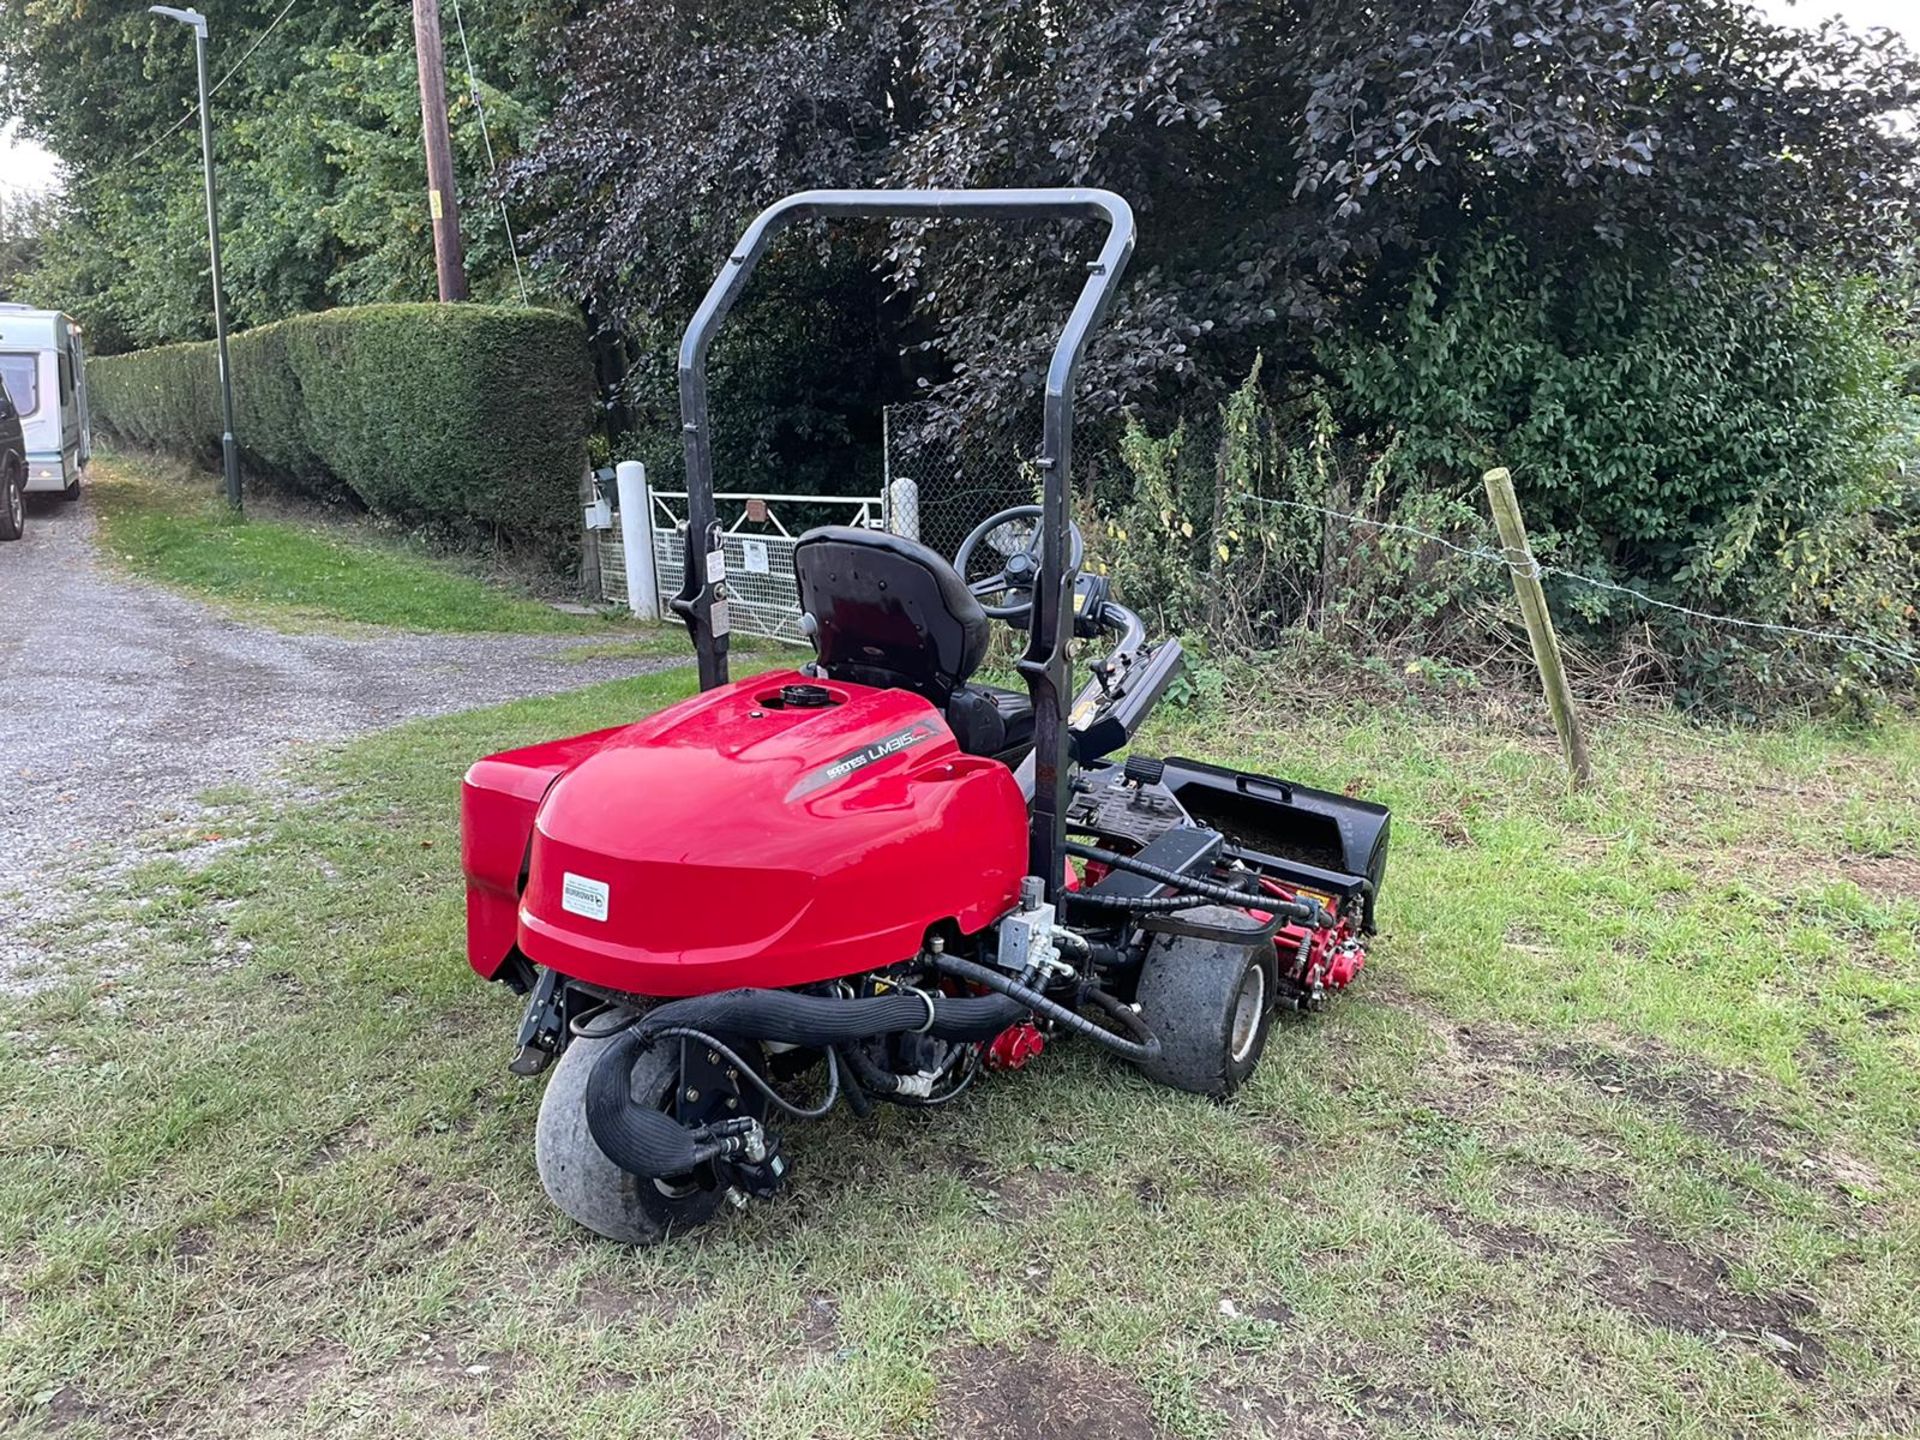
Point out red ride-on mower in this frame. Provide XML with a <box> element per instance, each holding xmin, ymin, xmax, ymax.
<box><xmin>461</xmin><ymin>189</ymin><xmax>1389</xmax><ymax>1243</ymax></box>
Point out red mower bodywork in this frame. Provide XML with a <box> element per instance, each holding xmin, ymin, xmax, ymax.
<box><xmin>464</xmin><ymin>670</ymin><xmax>1028</xmax><ymax>997</ymax></box>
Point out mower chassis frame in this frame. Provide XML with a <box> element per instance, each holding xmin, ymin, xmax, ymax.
<box><xmin>672</xmin><ymin>188</ymin><xmax>1137</xmax><ymax>899</ymax></box>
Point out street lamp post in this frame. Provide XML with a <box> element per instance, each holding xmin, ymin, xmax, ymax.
<box><xmin>150</xmin><ymin>5</ymin><xmax>240</xmax><ymax>512</ymax></box>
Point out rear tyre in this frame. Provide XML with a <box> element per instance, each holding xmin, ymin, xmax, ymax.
<box><xmin>62</xmin><ymin>471</ymin><xmax>80</xmax><ymax>501</ymax></box>
<box><xmin>535</xmin><ymin>1031</ymin><xmax>727</xmax><ymax>1244</ymax></box>
<box><xmin>0</xmin><ymin>465</ymin><xmax>23</xmax><ymax>541</ymax></box>
<box><xmin>1131</xmin><ymin>906</ymin><xmax>1274</xmax><ymax>1099</ymax></box>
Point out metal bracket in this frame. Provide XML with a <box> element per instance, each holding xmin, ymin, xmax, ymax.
<box><xmin>509</xmin><ymin>968</ymin><xmax>577</xmax><ymax>1075</ymax></box>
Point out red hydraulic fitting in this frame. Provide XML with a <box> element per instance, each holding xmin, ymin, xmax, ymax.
<box><xmin>985</xmin><ymin>1022</ymin><xmax>1046</xmax><ymax>1071</ymax></box>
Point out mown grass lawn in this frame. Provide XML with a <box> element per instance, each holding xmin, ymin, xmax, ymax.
<box><xmin>87</xmin><ymin>450</ymin><xmax>619</xmax><ymax>635</ymax></box>
<box><xmin>2</xmin><ymin>672</ymin><xmax>1915</xmax><ymax>1439</ymax></box>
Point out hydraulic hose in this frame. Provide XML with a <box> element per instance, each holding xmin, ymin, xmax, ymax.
<box><xmin>837</xmin><ymin>1033</ymin><xmax>984</xmax><ymax>1107</ymax></box>
<box><xmin>835</xmin><ymin>1046</ymin><xmax>874</xmax><ymax>1117</ymax></box>
<box><xmin>1065</xmin><ymin>890</ymin><xmax>1245</xmax><ymax>912</ymax></box>
<box><xmin>652</xmin><ymin>1026</ymin><xmax>842</xmax><ymax>1120</ymax></box>
<box><xmin>584</xmin><ymin>1029</ymin><xmax>732</xmax><ymax>1179</ymax></box>
<box><xmin>1076</xmin><ymin>982</ymin><xmax>1155</xmax><ymax>1046</ymax></box>
<box><xmin>929</xmin><ymin>952</ymin><xmax>1161</xmax><ymax>1064</ymax></box>
<box><xmin>583</xmin><ymin>985</ymin><xmax>1025</xmax><ymax>1179</ymax></box>
<box><xmin>633</xmin><ymin>986</ymin><xmax>1026</xmax><ymax>1047</ymax></box>
<box><xmin>838</xmin><ymin>1041</ymin><xmax>902</xmax><ymax>1096</ymax></box>
<box><xmin>1065</xmin><ymin>840</ymin><xmax>1333</xmax><ymax>927</ymax></box>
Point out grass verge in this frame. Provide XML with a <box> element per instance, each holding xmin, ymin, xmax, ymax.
<box><xmin>1</xmin><ymin>680</ymin><xmax>1916</xmax><ymax>1438</ymax></box>
<box><xmin>87</xmin><ymin>449</ymin><xmax>615</xmax><ymax>635</ymax></box>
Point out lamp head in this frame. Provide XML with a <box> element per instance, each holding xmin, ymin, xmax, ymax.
<box><xmin>148</xmin><ymin>6</ymin><xmax>208</xmax><ymax>38</ymax></box>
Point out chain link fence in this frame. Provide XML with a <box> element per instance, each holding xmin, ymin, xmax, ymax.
<box><xmin>881</xmin><ymin>402</ymin><xmax>1131</xmax><ymax>565</ymax></box>
<box><xmin>609</xmin><ymin>391</ymin><xmax>1910</xmax><ymax>709</ymax></box>
<box><xmin>883</xmin><ymin>403</ymin><xmax>1034</xmax><ymax>562</ymax></box>
<box><xmin>606</xmin><ymin>397</ymin><xmax>1482</xmax><ymax>663</ymax></box>
<box><xmin>884</xmin><ymin>396</ymin><xmax>1508</xmax><ymax>662</ymax></box>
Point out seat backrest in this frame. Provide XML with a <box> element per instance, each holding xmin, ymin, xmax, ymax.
<box><xmin>792</xmin><ymin>526</ymin><xmax>989</xmax><ymax>701</ymax></box>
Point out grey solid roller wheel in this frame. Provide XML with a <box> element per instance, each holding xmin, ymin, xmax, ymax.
<box><xmin>1131</xmin><ymin>906</ymin><xmax>1274</xmax><ymax>1099</ymax></box>
<box><xmin>534</xmin><ymin>1031</ymin><xmax>726</xmax><ymax>1245</ymax></box>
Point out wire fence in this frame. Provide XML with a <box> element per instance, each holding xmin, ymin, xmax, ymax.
<box><xmin>881</xmin><ymin>399</ymin><xmax>1135</xmax><ymax>561</ymax></box>
<box><xmin>586</xmin><ymin>401</ymin><xmax>1920</xmax><ymax>695</ymax></box>
<box><xmin>1248</xmin><ymin>493</ymin><xmax>1920</xmax><ymax>669</ymax></box>
<box><xmin>884</xmin><ymin>400</ymin><xmax>1918</xmax><ymax>686</ymax></box>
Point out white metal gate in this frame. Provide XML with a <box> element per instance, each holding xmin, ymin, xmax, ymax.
<box><xmin>650</xmin><ymin>490</ymin><xmax>890</xmax><ymax>644</ymax></box>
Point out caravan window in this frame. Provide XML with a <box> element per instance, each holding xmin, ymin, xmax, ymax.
<box><xmin>0</xmin><ymin>353</ymin><xmax>39</xmax><ymax>416</ymax></box>
<box><xmin>57</xmin><ymin>348</ymin><xmax>73</xmax><ymax>404</ymax></box>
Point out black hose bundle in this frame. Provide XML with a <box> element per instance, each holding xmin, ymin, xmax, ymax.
<box><xmin>632</xmin><ymin>986</ymin><xmax>1026</xmax><ymax>1047</ymax></box>
<box><xmin>928</xmin><ymin>952</ymin><xmax>1160</xmax><ymax>1064</ymax></box>
<box><xmin>1064</xmin><ymin>840</ymin><xmax>1333</xmax><ymax>928</ymax></box>
<box><xmin>584</xmin><ymin>985</ymin><xmax>1027</xmax><ymax>1178</ymax></box>
<box><xmin>838</xmin><ymin>1040</ymin><xmax>903</xmax><ymax>1096</ymax></box>
<box><xmin>584</xmin><ymin>1029</ymin><xmax>727</xmax><ymax>1178</ymax></box>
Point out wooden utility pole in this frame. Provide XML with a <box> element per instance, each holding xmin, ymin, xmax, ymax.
<box><xmin>1483</xmin><ymin>467</ymin><xmax>1592</xmax><ymax>789</ymax></box>
<box><xmin>412</xmin><ymin>0</ymin><xmax>468</xmax><ymax>301</ymax></box>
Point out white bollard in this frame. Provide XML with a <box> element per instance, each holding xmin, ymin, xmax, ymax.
<box><xmin>615</xmin><ymin>460</ymin><xmax>659</xmax><ymax>621</ymax></box>
<box><xmin>888</xmin><ymin>475</ymin><xmax>920</xmax><ymax>542</ymax></box>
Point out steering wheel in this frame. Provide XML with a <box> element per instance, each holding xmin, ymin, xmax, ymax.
<box><xmin>953</xmin><ymin>505</ymin><xmax>1087</xmax><ymax>622</ymax></box>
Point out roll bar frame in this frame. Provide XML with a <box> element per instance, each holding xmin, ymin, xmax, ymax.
<box><xmin>673</xmin><ymin>187</ymin><xmax>1136</xmax><ymax>898</ymax></box>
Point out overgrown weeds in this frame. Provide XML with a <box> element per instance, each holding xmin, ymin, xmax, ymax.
<box><xmin>1093</xmin><ymin>252</ymin><xmax>1920</xmax><ymax>720</ymax></box>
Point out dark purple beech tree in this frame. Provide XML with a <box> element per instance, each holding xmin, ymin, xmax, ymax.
<box><xmin>509</xmin><ymin>0</ymin><xmax>1920</xmax><ymax>443</ymax></box>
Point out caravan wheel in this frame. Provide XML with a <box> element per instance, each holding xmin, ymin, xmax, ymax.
<box><xmin>1</xmin><ymin>464</ymin><xmax>23</xmax><ymax>541</ymax></box>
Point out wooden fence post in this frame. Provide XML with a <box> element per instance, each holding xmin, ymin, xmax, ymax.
<box><xmin>1482</xmin><ymin>467</ymin><xmax>1592</xmax><ymax>789</ymax></box>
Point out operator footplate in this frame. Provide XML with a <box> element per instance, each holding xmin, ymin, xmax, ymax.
<box><xmin>1066</xmin><ymin>760</ymin><xmax>1187</xmax><ymax>851</ymax></box>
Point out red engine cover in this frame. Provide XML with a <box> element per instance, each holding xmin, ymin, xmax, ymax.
<box><xmin>462</xmin><ymin>670</ymin><xmax>1028</xmax><ymax>996</ymax></box>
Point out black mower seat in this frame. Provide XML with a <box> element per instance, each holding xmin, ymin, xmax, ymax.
<box><xmin>792</xmin><ymin>525</ymin><xmax>1035</xmax><ymax>759</ymax></box>
<box><xmin>946</xmin><ymin>682</ymin><xmax>1036</xmax><ymax>758</ymax></box>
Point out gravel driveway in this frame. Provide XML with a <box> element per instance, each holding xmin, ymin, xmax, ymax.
<box><xmin>0</xmin><ymin>492</ymin><xmax>672</xmax><ymax>955</ymax></box>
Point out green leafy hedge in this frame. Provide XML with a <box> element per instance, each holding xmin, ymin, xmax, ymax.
<box><xmin>87</xmin><ymin>303</ymin><xmax>593</xmax><ymax>551</ymax></box>
<box><xmin>1320</xmin><ymin>235</ymin><xmax>1920</xmax><ymax>708</ymax></box>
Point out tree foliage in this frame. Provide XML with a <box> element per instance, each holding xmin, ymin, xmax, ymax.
<box><xmin>1331</xmin><ymin>240</ymin><xmax>1919</xmax><ymax>700</ymax></box>
<box><xmin>512</xmin><ymin>0</ymin><xmax>1919</xmax><ymax>708</ymax></box>
<box><xmin>513</xmin><ymin>0</ymin><xmax>1920</xmax><ymax>439</ymax></box>
<box><xmin>0</xmin><ymin>0</ymin><xmax>570</xmax><ymax>351</ymax></box>
<box><xmin>0</xmin><ymin>186</ymin><xmax>56</xmax><ymax>301</ymax></box>
<box><xmin>1330</xmin><ymin>239</ymin><xmax>1915</xmax><ymax>590</ymax></box>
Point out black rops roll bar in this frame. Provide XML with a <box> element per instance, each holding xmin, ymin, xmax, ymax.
<box><xmin>674</xmin><ymin>187</ymin><xmax>1137</xmax><ymax>899</ymax></box>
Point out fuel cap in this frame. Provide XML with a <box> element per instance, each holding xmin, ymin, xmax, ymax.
<box><xmin>780</xmin><ymin>683</ymin><xmax>835</xmax><ymax>708</ymax></box>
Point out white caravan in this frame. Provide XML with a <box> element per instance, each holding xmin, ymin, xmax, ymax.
<box><xmin>0</xmin><ymin>304</ymin><xmax>91</xmax><ymax>498</ymax></box>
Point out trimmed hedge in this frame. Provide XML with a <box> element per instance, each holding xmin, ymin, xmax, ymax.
<box><xmin>88</xmin><ymin>303</ymin><xmax>593</xmax><ymax>551</ymax></box>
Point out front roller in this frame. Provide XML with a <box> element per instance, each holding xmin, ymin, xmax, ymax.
<box><xmin>536</xmin><ymin>1034</ymin><xmax>736</xmax><ymax>1244</ymax></box>
<box><xmin>535</xmin><ymin>984</ymin><xmax>1034</xmax><ymax>1242</ymax></box>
